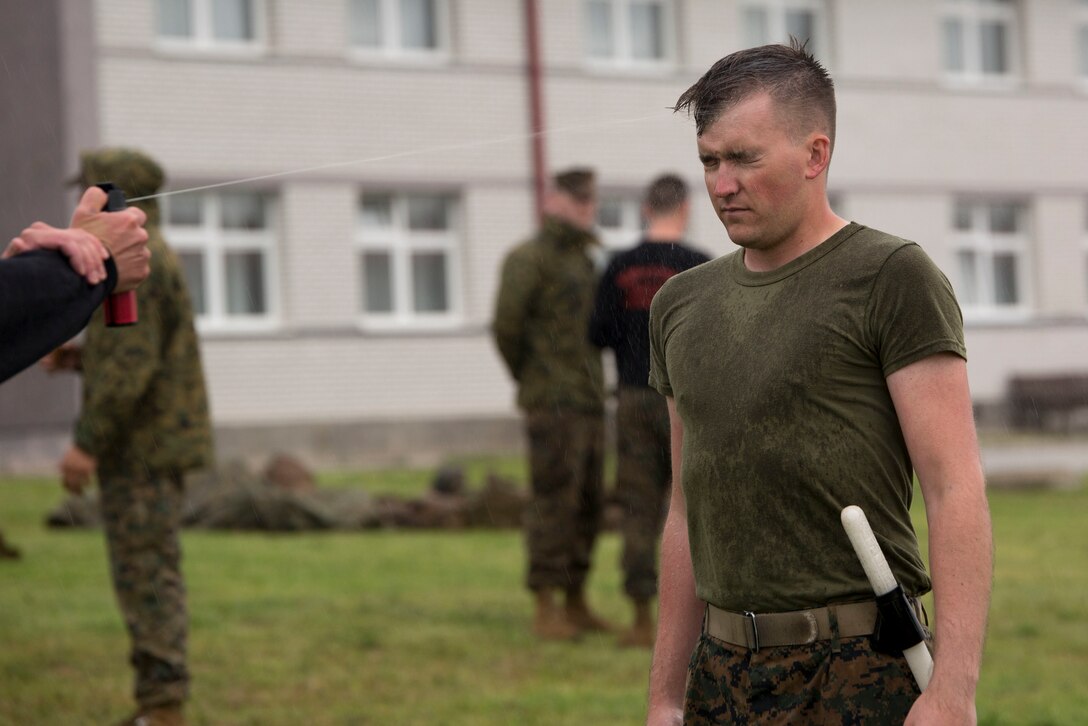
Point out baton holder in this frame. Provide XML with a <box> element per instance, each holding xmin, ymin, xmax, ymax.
<box><xmin>871</xmin><ymin>586</ymin><xmax>928</xmax><ymax>656</ymax></box>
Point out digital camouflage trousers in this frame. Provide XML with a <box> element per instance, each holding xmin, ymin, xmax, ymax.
<box><xmin>615</xmin><ymin>387</ymin><xmax>670</xmax><ymax>601</ymax></box>
<box><xmin>684</xmin><ymin>633</ymin><xmax>923</xmax><ymax>724</ymax></box>
<box><xmin>100</xmin><ymin>470</ymin><xmax>189</xmax><ymax>708</ymax></box>
<box><xmin>524</xmin><ymin>408</ymin><xmax>604</xmax><ymax>592</ymax></box>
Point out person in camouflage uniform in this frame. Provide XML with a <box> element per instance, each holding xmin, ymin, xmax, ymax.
<box><xmin>59</xmin><ymin>148</ymin><xmax>213</xmax><ymax>726</ymax></box>
<box><xmin>492</xmin><ymin>168</ymin><xmax>611</xmax><ymax>641</ymax></box>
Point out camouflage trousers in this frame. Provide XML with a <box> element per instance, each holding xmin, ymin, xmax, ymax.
<box><xmin>524</xmin><ymin>408</ymin><xmax>605</xmax><ymax>592</ymax></box>
<box><xmin>684</xmin><ymin>633</ymin><xmax>922</xmax><ymax>724</ymax></box>
<box><xmin>99</xmin><ymin>470</ymin><xmax>189</xmax><ymax>708</ymax></box>
<box><xmin>615</xmin><ymin>387</ymin><xmax>670</xmax><ymax>601</ymax></box>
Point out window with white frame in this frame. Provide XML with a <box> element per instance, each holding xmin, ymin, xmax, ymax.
<box><xmin>348</xmin><ymin>0</ymin><xmax>448</xmax><ymax>60</ymax></box>
<box><xmin>584</xmin><ymin>0</ymin><xmax>675</xmax><ymax>70</ymax></box>
<box><xmin>940</xmin><ymin>0</ymin><xmax>1020</xmax><ymax>85</ymax></box>
<box><xmin>950</xmin><ymin>199</ymin><xmax>1031</xmax><ymax>317</ymax></box>
<box><xmin>596</xmin><ymin>194</ymin><xmax>646</xmax><ymax>252</ymax></box>
<box><xmin>356</xmin><ymin>192</ymin><xmax>461</xmax><ymax>326</ymax></box>
<box><xmin>741</xmin><ymin>0</ymin><xmax>829</xmax><ymax>61</ymax></box>
<box><xmin>165</xmin><ymin>191</ymin><xmax>278</xmax><ymax>329</ymax></box>
<box><xmin>155</xmin><ymin>0</ymin><xmax>266</xmax><ymax>52</ymax></box>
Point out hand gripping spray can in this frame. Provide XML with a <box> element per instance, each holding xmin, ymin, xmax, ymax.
<box><xmin>97</xmin><ymin>183</ymin><xmax>138</xmax><ymax>327</ymax></box>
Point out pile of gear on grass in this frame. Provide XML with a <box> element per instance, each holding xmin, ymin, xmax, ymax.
<box><xmin>46</xmin><ymin>454</ymin><xmax>626</xmax><ymax>533</ymax></box>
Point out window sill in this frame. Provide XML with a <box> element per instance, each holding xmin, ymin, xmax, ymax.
<box><xmin>962</xmin><ymin>311</ymin><xmax>1088</xmax><ymax>329</ymax></box>
<box><xmin>581</xmin><ymin>59</ymin><xmax>678</xmax><ymax>78</ymax></box>
<box><xmin>153</xmin><ymin>39</ymin><xmax>268</xmax><ymax>59</ymax></box>
<box><xmin>939</xmin><ymin>74</ymin><xmax>1022</xmax><ymax>93</ymax></box>
<box><xmin>356</xmin><ymin>314</ymin><xmax>466</xmax><ymax>334</ymax></box>
<box><xmin>195</xmin><ymin>317</ymin><xmax>281</xmax><ymax>336</ymax></box>
<box><xmin>346</xmin><ymin>49</ymin><xmax>451</xmax><ymax>67</ymax></box>
<box><xmin>966</xmin><ymin>309</ymin><xmax>1040</xmax><ymax>328</ymax></box>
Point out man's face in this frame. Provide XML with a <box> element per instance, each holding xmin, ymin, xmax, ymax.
<box><xmin>696</xmin><ymin>92</ymin><xmax>812</xmax><ymax>253</ymax></box>
<box><xmin>570</xmin><ymin>195</ymin><xmax>599</xmax><ymax>232</ymax></box>
<box><xmin>550</xmin><ymin>190</ymin><xmax>599</xmax><ymax>232</ymax></box>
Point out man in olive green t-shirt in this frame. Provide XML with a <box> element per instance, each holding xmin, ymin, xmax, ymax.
<box><xmin>645</xmin><ymin>42</ymin><xmax>992</xmax><ymax>725</ymax></box>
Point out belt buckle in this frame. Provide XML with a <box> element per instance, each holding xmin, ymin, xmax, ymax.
<box><xmin>743</xmin><ymin>610</ymin><xmax>760</xmax><ymax>652</ymax></box>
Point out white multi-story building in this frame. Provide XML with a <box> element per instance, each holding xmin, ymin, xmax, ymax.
<box><xmin>1</xmin><ymin>0</ymin><xmax>1086</xmax><ymax>471</ymax></box>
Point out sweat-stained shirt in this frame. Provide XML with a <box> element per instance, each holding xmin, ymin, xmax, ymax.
<box><xmin>648</xmin><ymin>223</ymin><xmax>966</xmax><ymax>612</ymax></box>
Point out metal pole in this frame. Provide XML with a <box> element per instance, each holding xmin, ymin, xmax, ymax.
<box><xmin>523</xmin><ymin>0</ymin><xmax>547</xmax><ymax>225</ymax></box>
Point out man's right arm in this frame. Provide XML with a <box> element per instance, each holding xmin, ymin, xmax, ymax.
<box><xmin>491</xmin><ymin>247</ymin><xmax>539</xmax><ymax>380</ymax></box>
<box><xmin>647</xmin><ymin>397</ymin><xmax>704</xmax><ymax>726</ymax></box>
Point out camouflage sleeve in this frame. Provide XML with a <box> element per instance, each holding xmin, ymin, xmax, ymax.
<box><xmin>491</xmin><ymin>244</ymin><xmax>541</xmax><ymax>380</ymax></box>
<box><xmin>73</xmin><ymin>256</ymin><xmax>167</xmax><ymax>456</ymax></box>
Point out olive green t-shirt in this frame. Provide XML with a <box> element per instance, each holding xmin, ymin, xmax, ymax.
<box><xmin>648</xmin><ymin>223</ymin><xmax>966</xmax><ymax>612</ymax></box>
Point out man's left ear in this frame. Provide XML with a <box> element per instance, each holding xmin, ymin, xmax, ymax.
<box><xmin>804</xmin><ymin>135</ymin><xmax>832</xmax><ymax>179</ymax></box>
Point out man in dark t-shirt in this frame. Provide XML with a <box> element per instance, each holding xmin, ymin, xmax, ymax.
<box><xmin>589</xmin><ymin>174</ymin><xmax>708</xmax><ymax>647</ymax></box>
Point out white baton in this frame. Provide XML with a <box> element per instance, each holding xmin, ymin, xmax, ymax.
<box><xmin>841</xmin><ymin>505</ymin><xmax>934</xmax><ymax>691</ymax></box>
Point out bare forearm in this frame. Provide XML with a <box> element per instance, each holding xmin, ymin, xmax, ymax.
<box><xmin>647</xmin><ymin>398</ymin><xmax>703</xmax><ymax>725</ymax></box>
<box><xmin>927</xmin><ymin>475</ymin><xmax>992</xmax><ymax>695</ymax></box>
<box><xmin>647</xmin><ymin>503</ymin><xmax>703</xmax><ymax>723</ymax></box>
<box><xmin>888</xmin><ymin>355</ymin><xmax>993</xmax><ymax>723</ymax></box>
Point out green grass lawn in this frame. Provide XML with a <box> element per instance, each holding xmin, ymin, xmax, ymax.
<box><xmin>1</xmin><ymin>459</ymin><xmax>1086</xmax><ymax>725</ymax></box>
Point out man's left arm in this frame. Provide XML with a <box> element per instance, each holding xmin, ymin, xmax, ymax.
<box><xmin>64</xmin><ymin>263</ymin><xmax>165</xmax><ymax>493</ymax></box>
<box><xmin>887</xmin><ymin>352</ymin><xmax>992</xmax><ymax>726</ymax></box>
<box><xmin>491</xmin><ymin>248</ymin><xmax>539</xmax><ymax>380</ymax></box>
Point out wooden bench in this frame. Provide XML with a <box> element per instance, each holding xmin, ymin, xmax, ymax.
<box><xmin>1007</xmin><ymin>374</ymin><xmax>1088</xmax><ymax>431</ymax></box>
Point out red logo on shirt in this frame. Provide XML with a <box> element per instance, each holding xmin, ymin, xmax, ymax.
<box><xmin>616</xmin><ymin>264</ymin><xmax>679</xmax><ymax>310</ymax></box>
